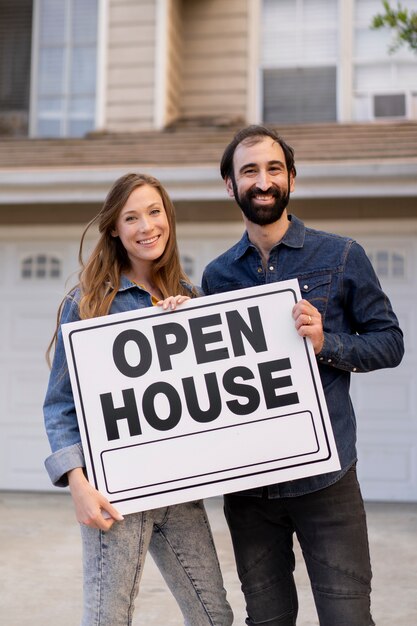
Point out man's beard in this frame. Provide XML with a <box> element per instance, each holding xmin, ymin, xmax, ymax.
<box><xmin>232</xmin><ymin>180</ymin><xmax>290</xmax><ymax>226</ymax></box>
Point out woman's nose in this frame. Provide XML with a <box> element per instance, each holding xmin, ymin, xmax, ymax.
<box><xmin>138</xmin><ymin>216</ymin><xmax>152</xmax><ymax>231</ymax></box>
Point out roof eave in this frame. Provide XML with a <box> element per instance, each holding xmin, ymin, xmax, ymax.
<box><xmin>0</xmin><ymin>160</ymin><xmax>416</xmax><ymax>204</ymax></box>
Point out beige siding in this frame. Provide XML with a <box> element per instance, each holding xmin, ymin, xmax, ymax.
<box><xmin>179</xmin><ymin>0</ymin><xmax>249</xmax><ymax>122</ymax></box>
<box><xmin>165</xmin><ymin>0</ymin><xmax>183</xmax><ymax>125</ymax></box>
<box><xmin>105</xmin><ymin>0</ymin><xmax>157</xmax><ymax>131</ymax></box>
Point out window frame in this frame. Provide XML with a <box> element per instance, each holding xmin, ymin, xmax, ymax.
<box><xmin>29</xmin><ymin>0</ymin><xmax>105</xmax><ymax>138</ymax></box>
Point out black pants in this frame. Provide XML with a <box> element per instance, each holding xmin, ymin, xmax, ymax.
<box><xmin>224</xmin><ymin>465</ymin><xmax>375</xmax><ymax>626</ymax></box>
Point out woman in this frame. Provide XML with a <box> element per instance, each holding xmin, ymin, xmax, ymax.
<box><xmin>43</xmin><ymin>173</ymin><xmax>233</xmax><ymax>626</ymax></box>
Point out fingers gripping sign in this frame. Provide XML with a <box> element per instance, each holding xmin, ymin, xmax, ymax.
<box><xmin>156</xmin><ymin>295</ymin><xmax>191</xmax><ymax>311</ymax></box>
<box><xmin>68</xmin><ymin>467</ymin><xmax>124</xmax><ymax>531</ymax></box>
<box><xmin>292</xmin><ymin>299</ymin><xmax>324</xmax><ymax>355</ymax></box>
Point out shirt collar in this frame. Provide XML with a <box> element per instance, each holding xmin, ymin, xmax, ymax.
<box><xmin>233</xmin><ymin>213</ymin><xmax>306</xmax><ymax>261</ymax></box>
<box><xmin>118</xmin><ymin>274</ymin><xmax>137</xmax><ymax>291</ymax></box>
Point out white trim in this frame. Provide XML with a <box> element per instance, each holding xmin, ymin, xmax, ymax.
<box><xmin>306</xmin><ymin>218</ymin><xmax>417</xmax><ymax>237</ymax></box>
<box><xmin>63</xmin><ymin>0</ymin><xmax>72</xmax><ymax>137</ymax></box>
<box><xmin>177</xmin><ymin>222</ymin><xmax>244</xmax><ymax>239</ymax></box>
<box><xmin>338</xmin><ymin>0</ymin><xmax>354</xmax><ymax>122</ymax></box>
<box><xmin>96</xmin><ymin>0</ymin><xmax>109</xmax><ymax>130</ymax></box>
<box><xmin>154</xmin><ymin>0</ymin><xmax>169</xmax><ymax>130</ymax></box>
<box><xmin>247</xmin><ymin>0</ymin><xmax>261</xmax><ymax>124</ymax></box>
<box><xmin>0</xmin><ymin>224</ymin><xmax>95</xmax><ymax>239</ymax></box>
<box><xmin>29</xmin><ymin>0</ymin><xmax>41</xmax><ymax>138</ymax></box>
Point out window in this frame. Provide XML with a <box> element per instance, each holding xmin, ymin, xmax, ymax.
<box><xmin>373</xmin><ymin>94</ymin><xmax>406</xmax><ymax>118</ymax></box>
<box><xmin>31</xmin><ymin>0</ymin><xmax>99</xmax><ymax>137</ymax></box>
<box><xmin>367</xmin><ymin>250</ymin><xmax>406</xmax><ymax>280</ymax></box>
<box><xmin>21</xmin><ymin>254</ymin><xmax>62</xmax><ymax>279</ymax></box>
<box><xmin>352</xmin><ymin>0</ymin><xmax>417</xmax><ymax>121</ymax></box>
<box><xmin>0</xmin><ymin>0</ymin><xmax>33</xmax><ymax>135</ymax></box>
<box><xmin>260</xmin><ymin>0</ymin><xmax>417</xmax><ymax>124</ymax></box>
<box><xmin>261</xmin><ymin>0</ymin><xmax>338</xmax><ymax>124</ymax></box>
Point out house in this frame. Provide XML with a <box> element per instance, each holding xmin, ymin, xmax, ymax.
<box><xmin>0</xmin><ymin>0</ymin><xmax>416</xmax><ymax>500</ymax></box>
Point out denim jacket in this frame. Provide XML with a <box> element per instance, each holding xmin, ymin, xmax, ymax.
<box><xmin>201</xmin><ymin>214</ymin><xmax>404</xmax><ymax>497</ymax></box>
<box><xmin>43</xmin><ymin>275</ymin><xmax>194</xmax><ymax>487</ymax></box>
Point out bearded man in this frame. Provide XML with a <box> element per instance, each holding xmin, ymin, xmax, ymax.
<box><xmin>201</xmin><ymin>125</ymin><xmax>404</xmax><ymax>626</ymax></box>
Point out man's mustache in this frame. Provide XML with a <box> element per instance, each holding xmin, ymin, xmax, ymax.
<box><xmin>248</xmin><ymin>186</ymin><xmax>281</xmax><ymax>199</ymax></box>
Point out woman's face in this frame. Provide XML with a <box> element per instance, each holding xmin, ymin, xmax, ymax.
<box><xmin>111</xmin><ymin>184</ymin><xmax>170</xmax><ymax>271</ymax></box>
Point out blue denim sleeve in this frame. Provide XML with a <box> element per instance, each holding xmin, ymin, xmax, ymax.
<box><xmin>317</xmin><ymin>241</ymin><xmax>404</xmax><ymax>373</ymax></box>
<box><xmin>43</xmin><ymin>293</ymin><xmax>86</xmax><ymax>487</ymax></box>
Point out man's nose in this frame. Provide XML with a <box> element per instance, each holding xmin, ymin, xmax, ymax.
<box><xmin>256</xmin><ymin>170</ymin><xmax>271</xmax><ymax>190</ymax></box>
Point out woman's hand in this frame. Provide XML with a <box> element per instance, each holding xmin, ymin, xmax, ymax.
<box><xmin>156</xmin><ymin>295</ymin><xmax>191</xmax><ymax>311</ymax></box>
<box><xmin>292</xmin><ymin>299</ymin><xmax>324</xmax><ymax>355</ymax></box>
<box><xmin>68</xmin><ymin>468</ymin><xmax>124</xmax><ymax>531</ymax></box>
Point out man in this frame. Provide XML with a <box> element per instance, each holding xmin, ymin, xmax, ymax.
<box><xmin>201</xmin><ymin>125</ymin><xmax>404</xmax><ymax>626</ymax></box>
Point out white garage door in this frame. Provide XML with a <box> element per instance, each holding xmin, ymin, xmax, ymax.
<box><xmin>347</xmin><ymin>232</ymin><xmax>416</xmax><ymax>502</ymax></box>
<box><xmin>1</xmin><ymin>222</ymin><xmax>416</xmax><ymax>501</ymax></box>
<box><xmin>0</xmin><ymin>227</ymin><xmax>83</xmax><ymax>491</ymax></box>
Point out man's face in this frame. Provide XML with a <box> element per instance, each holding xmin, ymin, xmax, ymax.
<box><xmin>226</xmin><ymin>137</ymin><xmax>295</xmax><ymax>226</ymax></box>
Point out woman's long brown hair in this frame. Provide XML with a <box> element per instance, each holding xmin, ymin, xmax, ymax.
<box><xmin>46</xmin><ymin>173</ymin><xmax>195</xmax><ymax>365</ymax></box>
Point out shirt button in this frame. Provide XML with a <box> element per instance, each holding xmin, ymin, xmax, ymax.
<box><xmin>327</xmin><ymin>359</ymin><xmax>332</xmax><ymax>363</ymax></box>
<box><xmin>269</xmin><ymin>265</ymin><xmax>274</xmax><ymax>271</ymax></box>
<box><xmin>303</xmin><ymin>284</ymin><xmax>308</xmax><ymax>290</ymax></box>
<box><xmin>319</xmin><ymin>357</ymin><xmax>324</xmax><ymax>361</ymax></box>
<box><xmin>353</xmin><ymin>367</ymin><xmax>357</xmax><ymax>372</ymax></box>
<box><xmin>257</xmin><ymin>267</ymin><xmax>263</xmax><ymax>273</ymax></box>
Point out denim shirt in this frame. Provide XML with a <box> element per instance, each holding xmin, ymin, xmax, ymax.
<box><xmin>43</xmin><ymin>276</ymin><xmax>194</xmax><ymax>487</ymax></box>
<box><xmin>201</xmin><ymin>214</ymin><xmax>404</xmax><ymax>497</ymax></box>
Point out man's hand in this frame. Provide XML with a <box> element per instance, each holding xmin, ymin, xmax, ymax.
<box><xmin>292</xmin><ymin>299</ymin><xmax>324</xmax><ymax>355</ymax></box>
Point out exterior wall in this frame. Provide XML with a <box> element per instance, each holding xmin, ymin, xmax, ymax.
<box><xmin>1</xmin><ymin>196</ymin><xmax>417</xmax><ymax>227</ymax></box>
<box><xmin>105</xmin><ymin>0</ymin><xmax>157</xmax><ymax>131</ymax></box>
<box><xmin>165</xmin><ymin>0</ymin><xmax>183</xmax><ymax>125</ymax></box>
<box><xmin>179</xmin><ymin>0</ymin><xmax>248</xmax><ymax>123</ymax></box>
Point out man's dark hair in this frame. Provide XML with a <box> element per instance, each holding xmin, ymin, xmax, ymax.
<box><xmin>220</xmin><ymin>125</ymin><xmax>297</xmax><ymax>181</ymax></box>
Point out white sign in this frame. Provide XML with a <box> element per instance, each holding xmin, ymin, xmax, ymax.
<box><xmin>62</xmin><ymin>280</ymin><xmax>340</xmax><ymax>515</ymax></box>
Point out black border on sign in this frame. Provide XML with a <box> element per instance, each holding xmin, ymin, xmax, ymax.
<box><xmin>67</xmin><ymin>286</ymin><xmax>332</xmax><ymax>500</ymax></box>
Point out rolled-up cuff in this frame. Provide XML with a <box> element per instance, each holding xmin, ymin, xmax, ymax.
<box><xmin>45</xmin><ymin>443</ymin><xmax>85</xmax><ymax>488</ymax></box>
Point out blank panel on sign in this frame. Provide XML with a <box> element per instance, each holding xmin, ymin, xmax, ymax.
<box><xmin>101</xmin><ymin>411</ymin><xmax>320</xmax><ymax>494</ymax></box>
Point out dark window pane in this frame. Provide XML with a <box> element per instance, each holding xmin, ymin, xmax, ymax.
<box><xmin>263</xmin><ymin>66</ymin><xmax>337</xmax><ymax>124</ymax></box>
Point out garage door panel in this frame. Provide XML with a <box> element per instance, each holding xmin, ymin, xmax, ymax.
<box><xmin>352</xmin><ymin>366</ymin><xmax>414</xmax><ymax>425</ymax></box>
<box><xmin>7</xmin><ymin>301</ymin><xmax>61</xmax><ymax>353</ymax></box>
<box><xmin>1</xmin><ymin>426</ymin><xmax>53</xmax><ymax>491</ymax></box>
<box><xmin>2</xmin><ymin>367</ymin><xmax>49</xmax><ymax>419</ymax></box>
<box><xmin>357</xmin><ymin>443</ymin><xmax>416</xmax><ymax>501</ymax></box>
<box><xmin>0</xmin><ymin>245</ymin><xmax>6</xmax><ymax>285</ymax></box>
<box><xmin>358</xmin><ymin>444</ymin><xmax>414</xmax><ymax>482</ymax></box>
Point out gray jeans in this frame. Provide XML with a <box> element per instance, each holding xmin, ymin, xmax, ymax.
<box><xmin>80</xmin><ymin>500</ymin><xmax>233</xmax><ymax>626</ymax></box>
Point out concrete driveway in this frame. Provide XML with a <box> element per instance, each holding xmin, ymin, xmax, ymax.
<box><xmin>0</xmin><ymin>491</ymin><xmax>416</xmax><ymax>625</ymax></box>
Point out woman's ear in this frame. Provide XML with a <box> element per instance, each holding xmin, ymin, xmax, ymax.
<box><xmin>111</xmin><ymin>227</ymin><xmax>118</xmax><ymax>237</ymax></box>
